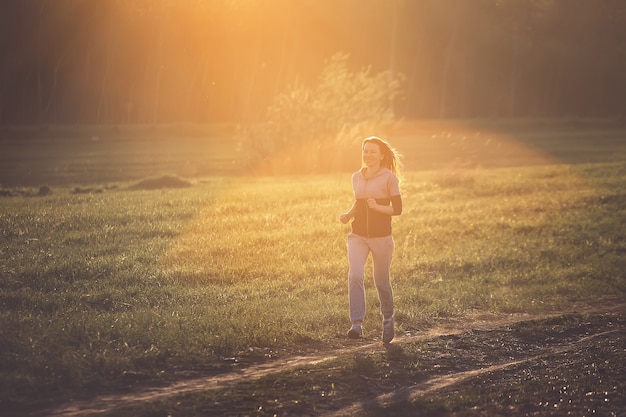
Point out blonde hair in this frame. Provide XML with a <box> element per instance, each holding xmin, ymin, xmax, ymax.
<box><xmin>362</xmin><ymin>136</ymin><xmax>402</xmax><ymax>175</ymax></box>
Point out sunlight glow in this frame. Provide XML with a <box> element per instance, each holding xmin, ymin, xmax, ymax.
<box><xmin>158</xmin><ymin>119</ymin><xmax>571</xmax><ymax>288</ymax></box>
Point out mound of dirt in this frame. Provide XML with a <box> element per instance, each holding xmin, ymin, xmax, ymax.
<box><xmin>0</xmin><ymin>185</ymin><xmax>51</xmax><ymax>197</ymax></box>
<box><xmin>129</xmin><ymin>175</ymin><xmax>192</xmax><ymax>190</ymax></box>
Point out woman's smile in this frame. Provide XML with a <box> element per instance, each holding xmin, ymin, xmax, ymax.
<box><xmin>362</xmin><ymin>142</ymin><xmax>383</xmax><ymax>167</ymax></box>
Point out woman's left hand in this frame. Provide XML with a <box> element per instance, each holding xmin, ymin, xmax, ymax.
<box><xmin>367</xmin><ymin>198</ymin><xmax>378</xmax><ymax>209</ymax></box>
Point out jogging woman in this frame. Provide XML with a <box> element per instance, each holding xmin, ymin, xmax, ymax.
<box><xmin>339</xmin><ymin>136</ymin><xmax>402</xmax><ymax>343</ymax></box>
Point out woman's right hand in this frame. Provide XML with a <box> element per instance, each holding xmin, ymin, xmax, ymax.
<box><xmin>339</xmin><ymin>213</ymin><xmax>351</xmax><ymax>224</ymax></box>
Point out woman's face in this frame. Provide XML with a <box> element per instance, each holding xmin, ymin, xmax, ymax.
<box><xmin>362</xmin><ymin>142</ymin><xmax>384</xmax><ymax>168</ymax></box>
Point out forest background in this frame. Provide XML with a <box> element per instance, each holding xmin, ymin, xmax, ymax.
<box><xmin>1</xmin><ymin>0</ymin><xmax>625</xmax><ymax>127</ymax></box>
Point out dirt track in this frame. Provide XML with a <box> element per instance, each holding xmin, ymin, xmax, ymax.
<box><xmin>329</xmin><ymin>328</ymin><xmax>622</xmax><ymax>416</ymax></box>
<box><xmin>35</xmin><ymin>302</ymin><xmax>625</xmax><ymax>417</ymax></box>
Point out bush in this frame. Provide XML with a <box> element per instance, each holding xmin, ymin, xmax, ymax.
<box><xmin>238</xmin><ymin>52</ymin><xmax>404</xmax><ymax>174</ymax></box>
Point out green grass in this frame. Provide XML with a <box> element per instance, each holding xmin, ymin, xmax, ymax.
<box><xmin>3</xmin><ymin>120</ymin><xmax>626</xmax><ymax>185</ymax></box>
<box><xmin>1</xmin><ymin>156</ymin><xmax>625</xmax><ymax>410</ymax></box>
<box><xmin>0</xmin><ymin>124</ymin><xmax>240</xmax><ymax>186</ymax></box>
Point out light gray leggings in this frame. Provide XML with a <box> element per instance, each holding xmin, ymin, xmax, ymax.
<box><xmin>347</xmin><ymin>233</ymin><xmax>394</xmax><ymax>324</ymax></box>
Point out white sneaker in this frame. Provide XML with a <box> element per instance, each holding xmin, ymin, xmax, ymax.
<box><xmin>382</xmin><ymin>317</ymin><xmax>394</xmax><ymax>343</ymax></box>
<box><xmin>347</xmin><ymin>323</ymin><xmax>363</xmax><ymax>339</ymax></box>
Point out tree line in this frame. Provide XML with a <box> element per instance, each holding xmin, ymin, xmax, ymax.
<box><xmin>1</xmin><ymin>0</ymin><xmax>625</xmax><ymax>125</ymax></box>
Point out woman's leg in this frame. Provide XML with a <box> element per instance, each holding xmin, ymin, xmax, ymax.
<box><xmin>370</xmin><ymin>235</ymin><xmax>395</xmax><ymax>319</ymax></box>
<box><xmin>347</xmin><ymin>234</ymin><xmax>370</xmax><ymax>324</ymax></box>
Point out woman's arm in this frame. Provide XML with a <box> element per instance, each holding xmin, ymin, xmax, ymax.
<box><xmin>339</xmin><ymin>201</ymin><xmax>357</xmax><ymax>224</ymax></box>
<box><xmin>367</xmin><ymin>195</ymin><xmax>402</xmax><ymax>216</ymax></box>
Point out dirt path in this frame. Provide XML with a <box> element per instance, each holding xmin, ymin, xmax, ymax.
<box><xmin>37</xmin><ymin>302</ymin><xmax>625</xmax><ymax>417</ymax></box>
<box><xmin>327</xmin><ymin>328</ymin><xmax>622</xmax><ymax>417</ymax></box>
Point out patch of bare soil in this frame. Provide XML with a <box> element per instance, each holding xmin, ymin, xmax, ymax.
<box><xmin>128</xmin><ymin>175</ymin><xmax>192</xmax><ymax>190</ymax></box>
<box><xmin>331</xmin><ymin>315</ymin><xmax>624</xmax><ymax>416</ymax></box>
<box><xmin>30</xmin><ymin>302</ymin><xmax>625</xmax><ymax>417</ymax></box>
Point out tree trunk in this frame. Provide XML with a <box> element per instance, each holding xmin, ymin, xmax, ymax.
<box><xmin>44</xmin><ymin>55</ymin><xmax>65</xmax><ymax>122</ymax></box>
<box><xmin>406</xmin><ymin>25</ymin><xmax>425</xmax><ymax>118</ymax></box>
<box><xmin>36</xmin><ymin>1</ymin><xmax>45</xmax><ymax>124</ymax></box>
<box><xmin>388</xmin><ymin>0</ymin><xmax>399</xmax><ymax>116</ymax></box>
<box><xmin>97</xmin><ymin>45</ymin><xmax>111</xmax><ymax>124</ymax></box>
<box><xmin>153</xmin><ymin>16</ymin><xmax>164</xmax><ymax>125</ymax></box>
<box><xmin>508</xmin><ymin>29</ymin><xmax>519</xmax><ymax>117</ymax></box>
<box><xmin>439</xmin><ymin>26</ymin><xmax>458</xmax><ymax>119</ymax></box>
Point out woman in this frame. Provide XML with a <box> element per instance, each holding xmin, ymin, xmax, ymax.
<box><xmin>339</xmin><ymin>136</ymin><xmax>402</xmax><ymax>343</ymax></box>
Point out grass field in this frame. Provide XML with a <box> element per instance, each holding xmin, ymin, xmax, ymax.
<box><xmin>0</xmin><ymin>120</ymin><xmax>625</xmax><ymax>415</ymax></box>
<box><xmin>2</xmin><ymin>119</ymin><xmax>626</xmax><ymax>185</ymax></box>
